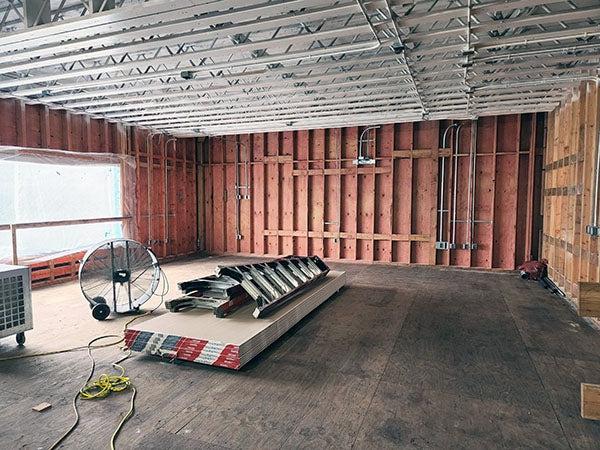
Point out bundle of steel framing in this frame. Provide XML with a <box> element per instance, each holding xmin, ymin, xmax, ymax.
<box><xmin>166</xmin><ymin>255</ymin><xmax>330</xmax><ymax>318</ymax></box>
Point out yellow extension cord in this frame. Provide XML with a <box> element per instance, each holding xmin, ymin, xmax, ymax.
<box><xmin>0</xmin><ymin>268</ymin><xmax>169</xmax><ymax>450</ymax></box>
<box><xmin>79</xmin><ymin>367</ymin><xmax>131</xmax><ymax>400</ymax></box>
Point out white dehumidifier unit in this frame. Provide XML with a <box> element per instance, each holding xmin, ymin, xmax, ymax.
<box><xmin>0</xmin><ymin>264</ymin><xmax>32</xmax><ymax>345</ymax></box>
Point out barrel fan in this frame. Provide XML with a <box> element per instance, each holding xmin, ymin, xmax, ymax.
<box><xmin>78</xmin><ymin>239</ymin><xmax>161</xmax><ymax>320</ymax></box>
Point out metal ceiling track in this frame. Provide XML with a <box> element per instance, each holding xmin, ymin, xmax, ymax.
<box><xmin>0</xmin><ymin>0</ymin><xmax>598</xmax><ymax>136</ymax></box>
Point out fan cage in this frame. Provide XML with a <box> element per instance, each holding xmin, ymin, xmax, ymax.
<box><xmin>78</xmin><ymin>239</ymin><xmax>160</xmax><ymax>314</ymax></box>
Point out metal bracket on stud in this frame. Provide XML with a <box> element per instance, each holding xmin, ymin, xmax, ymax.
<box><xmin>435</xmin><ymin>241</ymin><xmax>449</xmax><ymax>250</ymax></box>
<box><xmin>586</xmin><ymin>225</ymin><xmax>600</xmax><ymax>236</ymax></box>
<box><xmin>352</xmin><ymin>156</ymin><xmax>376</xmax><ymax>165</ymax></box>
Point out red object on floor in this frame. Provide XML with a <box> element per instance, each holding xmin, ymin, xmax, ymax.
<box><xmin>517</xmin><ymin>259</ymin><xmax>548</xmax><ymax>280</ymax></box>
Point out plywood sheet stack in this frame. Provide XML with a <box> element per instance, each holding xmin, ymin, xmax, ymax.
<box><xmin>125</xmin><ymin>271</ymin><xmax>346</xmax><ymax>369</ymax></box>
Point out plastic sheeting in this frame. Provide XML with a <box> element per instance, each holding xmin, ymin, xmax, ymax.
<box><xmin>0</xmin><ymin>146</ymin><xmax>137</xmax><ymax>264</ymax></box>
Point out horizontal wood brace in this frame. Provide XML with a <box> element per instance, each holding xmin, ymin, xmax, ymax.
<box><xmin>543</xmin><ymin>186</ymin><xmax>581</xmax><ymax>196</ymax></box>
<box><xmin>262</xmin><ymin>155</ymin><xmax>293</xmax><ymax>163</ymax></box>
<box><xmin>263</xmin><ymin>229</ymin><xmax>430</xmax><ymax>241</ymax></box>
<box><xmin>544</xmin><ymin>153</ymin><xmax>581</xmax><ymax>171</ymax></box>
<box><xmin>392</xmin><ymin>148</ymin><xmax>451</xmax><ymax>158</ymax></box>
<box><xmin>542</xmin><ymin>234</ymin><xmax>600</xmax><ymax>265</ymax></box>
<box><xmin>543</xmin><ymin>234</ymin><xmax>577</xmax><ymax>255</ymax></box>
<box><xmin>292</xmin><ymin>167</ymin><xmax>391</xmax><ymax>176</ymax></box>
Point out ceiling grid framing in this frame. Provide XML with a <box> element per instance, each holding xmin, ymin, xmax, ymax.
<box><xmin>0</xmin><ymin>0</ymin><xmax>598</xmax><ymax>136</ymax></box>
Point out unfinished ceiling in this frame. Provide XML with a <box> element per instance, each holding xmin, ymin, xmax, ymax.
<box><xmin>0</xmin><ymin>0</ymin><xmax>598</xmax><ymax>136</ymax></box>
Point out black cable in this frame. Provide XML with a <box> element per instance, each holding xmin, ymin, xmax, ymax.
<box><xmin>48</xmin><ymin>267</ymin><xmax>169</xmax><ymax>450</ymax></box>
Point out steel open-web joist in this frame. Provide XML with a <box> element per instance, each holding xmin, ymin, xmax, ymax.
<box><xmin>0</xmin><ymin>0</ymin><xmax>598</xmax><ymax>136</ymax></box>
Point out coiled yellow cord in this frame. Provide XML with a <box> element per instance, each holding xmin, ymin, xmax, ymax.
<box><xmin>46</xmin><ymin>267</ymin><xmax>169</xmax><ymax>450</ymax></box>
<box><xmin>80</xmin><ymin>364</ymin><xmax>131</xmax><ymax>400</ymax></box>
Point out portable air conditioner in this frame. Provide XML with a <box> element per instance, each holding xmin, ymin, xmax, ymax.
<box><xmin>0</xmin><ymin>264</ymin><xmax>32</xmax><ymax>345</ymax></box>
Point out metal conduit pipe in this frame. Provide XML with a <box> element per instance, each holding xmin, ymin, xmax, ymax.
<box><xmin>437</xmin><ymin>123</ymin><xmax>458</xmax><ymax>248</ymax></box>
<box><xmin>450</xmin><ymin>124</ymin><xmax>465</xmax><ymax>248</ymax></box>
<box><xmin>594</xmin><ymin>130</ymin><xmax>600</xmax><ymax>226</ymax></box>
<box><xmin>145</xmin><ymin>132</ymin><xmax>160</xmax><ymax>246</ymax></box>
<box><xmin>587</xmin><ymin>110</ymin><xmax>600</xmax><ymax>236</ymax></box>
<box><xmin>324</xmin><ymin>132</ymin><xmax>342</xmax><ymax>238</ymax></box>
<box><xmin>164</xmin><ymin>137</ymin><xmax>177</xmax><ymax>254</ymax></box>
<box><xmin>224</xmin><ymin>136</ymin><xmax>251</xmax><ymax>241</ymax></box>
<box><xmin>239</xmin><ymin>138</ymin><xmax>251</xmax><ymax>240</ymax></box>
<box><xmin>470</xmin><ymin>121</ymin><xmax>478</xmax><ymax>248</ymax></box>
<box><xmin>464</xmin><ymin>124</ymin><xmax>473</xmax><ymax>249</ymax></box>
<box><xmin>354</xmin><ymin>125</ymin><xmax>380</xmax><ymax>165</ymax></box>
<box><xmin>243</xmin><ymin>138</ymin><xmax>250</xmax><ymax>202</ymax></box>
<box><xmin>465</xmin><ymin>120</ymin><xmax>478</xmax><ymax>250</ymax></box>
<box><xmin>235</xmin><ymin>136</ymin><xmax>241</xmax><ymax>241</ymax></box>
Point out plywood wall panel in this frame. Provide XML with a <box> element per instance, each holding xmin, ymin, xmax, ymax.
<box><xmin>543</xmin><ymin>81</ymin><xmax>600</xmax><ymax>320</ymax></box>
<box><xmin>203</xmin><ymin>114</ymin><xmax>542</xmax><ymax>270</ymax></box>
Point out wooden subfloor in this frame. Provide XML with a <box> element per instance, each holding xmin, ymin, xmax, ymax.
<box><xmin>1</xmin><ymin>256</ymin><xmax>600</xmax><ymax>449</ymax></box>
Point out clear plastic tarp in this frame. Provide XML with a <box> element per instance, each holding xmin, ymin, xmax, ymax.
<box><xmin>0</xmin><ymin>146</ymin><xmax>136</xmax><ymax>264</ymax></box>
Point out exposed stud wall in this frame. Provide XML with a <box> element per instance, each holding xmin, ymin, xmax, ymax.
<box><xmin>130</xmin><ymin>128</ymin><xmax>198</xmax><ymax>260</ymax></box>
<box><xmin>0</xmin><ymin>98</ymin><xmax>198</xmax><ymax>285</ymax></box>
<box><xmin>201</xmin><ymin>114</ymin><xmax>543</xmax><ymax>269</ymax></box>
<box><xmin>543</xmin><ymin>81</ymin><xmax>600</xmax><ymax>319</ymax></box>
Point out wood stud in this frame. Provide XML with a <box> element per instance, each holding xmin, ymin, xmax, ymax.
<box><xmin>202</xmin><ymin>114</ymin><xmax>542</xmax><ymax>269</ymax></box>
<box><xmin>0</xmin><ymin>97</ymin><xmax>198</xmax><ymax>286</ymax></box>
<box><xmin>544</xmin><ymin>81</ymin><xmax>600</xmax><ymax>318</ymax></box>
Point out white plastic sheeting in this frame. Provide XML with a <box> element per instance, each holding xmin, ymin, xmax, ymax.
<box><xmin>0</xmin><ymin>146</ymin><xmax>136</xmax><ymax>263</ymax></box>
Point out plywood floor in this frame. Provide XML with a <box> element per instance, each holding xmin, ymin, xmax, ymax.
<box><xmin>1</xmin><ymin>256</ymin><xmax>600</xmax><ymax>449</ymax></box>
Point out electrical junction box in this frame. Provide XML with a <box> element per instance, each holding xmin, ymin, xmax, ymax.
<box><xmin>352</xmin><ymin>156</ymin><xmax>376</xmax><ymax>166</ymax></box>
<box><xmin>0</xmin><ymin>264</ymin><xmax>33</xmax><ymax>343</ymax></box>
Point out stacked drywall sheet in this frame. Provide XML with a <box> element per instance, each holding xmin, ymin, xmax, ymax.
<box><xmin>125</xmin><ymin>270</ymin><xmax>346</xmax><ymax>369</ymax></box>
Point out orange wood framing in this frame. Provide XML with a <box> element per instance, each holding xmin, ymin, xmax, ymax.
<box><xmin>543</xmin><ymin>81</ymin><xmax>600</xmax><ymax>321</ymax></box>
<box><xmin>0</xmin><ymin>98</ymin><xmax>198</xmax><ymax>286</ymax></box>
<box><xmin>201</xmin><ymin>114</ymin><xmax>544</xmax><ymax>269</ymax></box>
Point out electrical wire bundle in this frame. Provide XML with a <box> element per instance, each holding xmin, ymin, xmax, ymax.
<box><xmin>0</xmin><ymin>268</ymin><xmax>170</xmax><ymax>450</ymax></box>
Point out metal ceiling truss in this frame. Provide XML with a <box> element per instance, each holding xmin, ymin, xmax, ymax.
<box><xmin>0</xmin><ymin>0</ymin><xmax>598</xmax><ymax>136</ymax></box>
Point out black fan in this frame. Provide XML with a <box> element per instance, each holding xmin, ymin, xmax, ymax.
<box><xmin>79</xmin><ymin>239</ymin><xmax>160</xmax><ymax>320</ymax></box>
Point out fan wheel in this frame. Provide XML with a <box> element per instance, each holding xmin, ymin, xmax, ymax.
<box><xmin>90</xmin><ymin>296</ymin><xmax>111</xmax><ymax>321</ymax></box>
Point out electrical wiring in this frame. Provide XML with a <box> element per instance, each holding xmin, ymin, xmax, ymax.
<box><xmin>0</xmin><ymin>269</ymin><xmax>170</xmax><ymax>363</ymax></box>
<box><xmin>43</xmin><ymin>267</ymin><xmax>170</xmax><ymax>450</ymax></box>
<box><xmin>0</xmin><ymin>340</ymin><xmax>121</xmax><ymax>362</ymax></box>
<box><xmin>48</xmin><ymin>333</ymin><xmax>125</xmax><ymax>450</ymax></box>
<box><xmin>79</xmin><ymin>363</ymin><xmax>131</xmax><ymax>400</ymax></box>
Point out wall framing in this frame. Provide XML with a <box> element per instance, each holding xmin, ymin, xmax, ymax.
<box><xmin>201</xmin><ymin>113</ymin><xmax>544</xmax><ymax>270</ymax></box>
<box><xmin>543</xmin><ymin>81</ymin><xmax>600</xmax><ymax>319</ymax></box>
<box><xmin>0</xmin><ymin>97</ymin><xmax>198</xmax><ymax>286</ymax></box>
